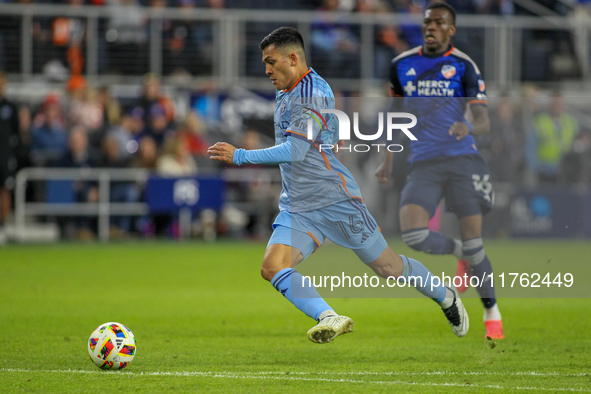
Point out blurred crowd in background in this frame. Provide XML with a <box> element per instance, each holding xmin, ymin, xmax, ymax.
<box><xmin>1</xmin><ymin>69</ymin><xmax>590</xmax><ymax>240</ymax></box>
<box><xmin>1</xmin><ymin>0</ymin><xmax>591</xmax><ymax>241</ymax></box>
<box><xmin>1</xmin><ymin>0</ymin><xmax>591</xmax><ymax>81</ymax></box>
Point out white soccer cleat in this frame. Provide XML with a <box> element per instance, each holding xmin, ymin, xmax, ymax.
<box><xmin>307</xmin><ymin>315</ymin><xmax>354</xmax><ymax>344</ymax></box>
<box><xmin>441</xmin><ymin>286</ymin><xmax>469</xmax><ymax>337</ymax></box>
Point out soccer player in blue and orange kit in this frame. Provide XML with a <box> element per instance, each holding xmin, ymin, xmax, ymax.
<box><xmin>208</xmin><ymin>27</ymin><xmax>469</xmax><ymax>343</ymax></box>
<box><xmin>375</xmin><ymin>2</ymin><xmax>504</xmax><ymax>339</ymax></box>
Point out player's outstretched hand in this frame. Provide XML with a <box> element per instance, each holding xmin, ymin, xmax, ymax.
<box><xmin>208</xmin><ymin>142</ymin><xmax>237</xmax><ymax>164</ymax></box>
<box><xmin>449</xmin><ymin>121</ymin><xmax>470</xmax><ymax>140</ymax></box>
<box><xmin>374</xmin><ymin>161</ymin><xmax>392</xmax><ymax>183</ymax></box>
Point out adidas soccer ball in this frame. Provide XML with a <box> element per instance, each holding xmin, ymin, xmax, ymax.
<box><xmin>88</xmin><ymin>322</ymin><xmax>136</xmax><ymax>370</ymax></box>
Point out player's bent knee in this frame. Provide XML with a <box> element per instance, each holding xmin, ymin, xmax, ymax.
<box><xmin>260</xmin><ymin>256</ymin><xmax>291</xmax><ymax>282</ymax></box>
<box><xmin>260</xmin><ymin>260</ymin><xmax>280</xmax><ymax>282</ymax></box>
<box><xmin>367</xmin><ymin>249</ymin><xmax>403</xmax><ymax>279</ymax></box>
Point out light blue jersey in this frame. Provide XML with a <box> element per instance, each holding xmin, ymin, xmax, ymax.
<box><xmin>234</xmin><ymin>67</ymin><xmax>363</xmax><ymax>213</ymax></box>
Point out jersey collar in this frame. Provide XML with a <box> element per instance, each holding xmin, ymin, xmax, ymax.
<box><xmin>418</xmin><ymin>45</ymin><xmax>454</xmax><ymax>58</ymax></box>
<box><xmin>282</xmin><ymin>68</ymin><xmax>313</xmax><ymax>93</ymax></box>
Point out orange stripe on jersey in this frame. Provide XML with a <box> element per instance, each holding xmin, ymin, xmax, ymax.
<box><xmin>469</xmin><ymin>100</ymin><xmax>488</xmax><ymax>105</ymax></box>
<box><xmin>443</xmin><ymin>46</ymin><xmax>454</xmax><ymax>57</ymax></box>
<box><xmin>286</xmin><ymin>130</ymin><xmax>310</xmax><ymax>139</ymax></box>
<box><xmin>313</xmin><ymin>143</ymin><xmax>332</xmax><ymax>170</ymax></box>
<box><xmin>283</xmin><ymin>69</ymin><xmax>312</xmax><ymax>93</ymax></box>
<box><xmin>307</xmin><ymin>231</ymin><xmax>321</xmax><ymax>252</ymax></box>
<box><xmin>336</xmin><ymin>172</ymin><xmax>364</xmax><ymax>203</ymax></box>
<box><xmin>418</xmin><ymin>46</ymin><xmax>422</xmax><ymax>56</ymax></box>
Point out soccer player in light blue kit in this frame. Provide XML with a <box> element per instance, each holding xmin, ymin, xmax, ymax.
<box><xmin>208</xmin><ymin>27</ymin><xmax>468</xmax><ymax>343</ymax></box>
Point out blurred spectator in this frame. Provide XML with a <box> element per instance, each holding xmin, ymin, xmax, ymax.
<box><xmin>152</xmin><ymin>134</ymin><xmax>198</xmax><ymax>236</ymax></box>
<box><xmin>0</xmin><ymin>71</ymin><xmax>20</xmax><ymax>242</ymax></box>
<box><xmin>65</xmin><ymin>76</ymin><xmax>105</xmax><ymax>139</ymax></box>
<box><xmin>176</xmin><ymin>111</ymin><xmax>209</xmax><ymax>157</ymax></box>
<box><xmin>163</xmin><ymin>0</ymin><xmax>199</xmax><ymax>76</ymax></box>
<box><xmin>106</xmin><ymin>109</ymin><xmax>141</xmax><ymax>159</ymax></box>
<box><xmin>311</xmin><ymin>0</ymin><xmax>361</xmax><ymax>79</ymax></box>
<box><xmin>30</xmin><ymin>94</ymin><xmax>68</xmax><ymax>166</ymax></box>
<box><xmin>56</xmin><ymin>125</ymin><xmax>100</xmax><ymax>239</ymax></box>
<box><xmin>374</xmin><ymin>25</ymin><xmax>408</xmax><ymax>79</ymax></box>
<box><xmin>15</xmin><ymin>105</ymin><xmax>32</xmax><ymax>172</ymax></box>
<box><xmin>105</xmin><ymin>0</ymin><xmax>148</xmax><ymax>75</ymax></box>
<box><xmin>526</xmin><ymin>93</ymin><xmax>580</xmax><ymax>184</ymax></box>
<box><xmin>397</xmin><ymin>0</ymin><xmax>423</xmax><ymax>48</ymax></box>
<box><xmin>56</xmin><ymin>125</ymin><xmax>101</xmax><ymax>168</ymax></box>
<box><xmin>97</xmin><ymin>86</ymin><xmax>122</xmax><ymax>127</ymax></box>
<box><xmin>145</xmin><ymin>103</ymin><xmax>175</xmax><ymax>148</ymax></box>
<box><xmin>138</xmin><ymin>73</ymin><xmax>176</xmax><ymax>124</ymax></box>
<box><xmin>131</xmin><ymin>135</ymin><xmax>158</xmax><ymax>170</ymax></box>
<box><xmin>473</xmin><ymin>0</ymin><xmax>514</xmax><ymax>15</ymax></box>
<box><xmin>156</xmin><ymin>134</ymin><xmax>198</xmax><ymax>176</ymax></box>
<box><xmin>99</xmin><ymin>134</ymin><xmax>140</xmax><ymax>237</ymax></box>
<box><xmin>51</xmin><ymin>0</ymin><xmax>87</xmax><ymax>75</ymax></box>
<box><xmin>477</xmin><ymin>97</ymin><xmax>524</xmax><ymax>183</ymax></box>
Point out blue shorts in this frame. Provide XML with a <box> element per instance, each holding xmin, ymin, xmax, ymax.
<box><xmin>268</xmin><ymin>199</ymin><xmax>388</xmax><ymax>264</ymax></box>
<box><xmin>400</xmin><ymin>154</ymin><xmax>493</xmax><ymax>219</ymax></box>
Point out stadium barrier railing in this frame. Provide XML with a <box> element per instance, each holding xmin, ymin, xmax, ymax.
<box><xmin>14</xmin><ymin>166</ymin><xmax>282</xmax><ymax>242</ymax></box>
<box><xmin>0</xmin><ymin>4</ymin><xmax>590</xmax><ymax>92</ymax></box>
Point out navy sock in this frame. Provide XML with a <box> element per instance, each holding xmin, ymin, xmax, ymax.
<box><xmin>402</xmin><ymin>227</ymin><xmax>456</xmax><ymax>254</ymax></box>
<box><xmin>463</xmin><ymin>238</ymin><xmax>496</xmax><ymax>309</ymax></box>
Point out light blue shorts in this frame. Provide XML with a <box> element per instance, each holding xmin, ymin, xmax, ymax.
<box><xmin>268</xmin><ymin>199</ymin><xmax>388</xmax><ymax>264</ymax></box>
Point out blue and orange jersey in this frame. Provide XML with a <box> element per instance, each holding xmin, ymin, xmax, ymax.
<box><xmin>389</xmin><ymin>45</ymin><xmax>487</xmax><ymax>163</ymax></box>
<box><xmin>275</xmin><ymin>67</ymin><xmax>363</xmax><ymax>212</ymax></box>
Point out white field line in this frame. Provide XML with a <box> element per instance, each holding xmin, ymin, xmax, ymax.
<box><xmin>1</xmin><ymin>368</ymin><xmax>590</xmax><ymax>392</ymax></box>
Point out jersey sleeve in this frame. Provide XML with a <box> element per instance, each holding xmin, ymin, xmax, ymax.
<box><xmin>233</xmin><ymin>136</ymin><xmax>308</xmax><ymax>165</ymax></box>
<box><xmin>389</xmin><ymin>60</ymin><xmax>403</xmax><ymax>97</ymax></box>
<box><xmin>462</xmin><ymin>59</ymin><xmax>487</xmax><ymax>106</ymax></box>
<box><xmin>285</xmin><ymin>95</ymin><xmax>330</xmax><ymax>147</ymax></box>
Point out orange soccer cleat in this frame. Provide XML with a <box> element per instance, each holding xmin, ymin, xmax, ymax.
<box><xmin>484</xmin><ymin>320</ymin><xmax>505</xmax><ymax>340</ymax></box>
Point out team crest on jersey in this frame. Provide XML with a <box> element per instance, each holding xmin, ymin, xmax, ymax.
<box><xmin>280</xmin><ymin>99</ymin><xmax>287</xmax><ymax>115</ymax></box>
<box><xmin>441</xmin><ymin>65</ymin><xmax>456</xmax><ymax>79</ymax></box>
<box><xmin>478</xmin><ymin>79</ymin><xmax>485</xmax><ymax>92</ymax></box>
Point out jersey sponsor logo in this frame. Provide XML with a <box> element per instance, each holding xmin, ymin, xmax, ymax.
<box><xmin>416</xmin><ymin>80</ymin><xmax>455</xmax><ymax>97</ymax></box>
<box><xmin>405</xmin><ymin>68</ymin><xmax>416</xmax><ymax>76</ymax></box>
<box><xmin>404</xmin><ymin>81</ymin><xmax>416</xmax><ymax>96</ymax></box>
<box><xmin>280</xmin><ymin>99</ymin><xmax>287</xmax><ymax>115</ymax></box>
<box><xmin>441</xmin><ymin>64</ymin><xmax>456</xmax><ymax>79</ymax></box>
<box><xmin>478</xmin><ymin>79</ymin><xmax>485</xmax><ymax>92</ymax></box>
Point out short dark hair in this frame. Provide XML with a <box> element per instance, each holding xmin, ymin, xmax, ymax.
<box><xmin>426</xmin><ymin>2</ymin><xmax>456</xmax><ymax>26</ymax></box>
<box><xmin>259</xmin><ymin>27</ymin><xmax>305</xmax><ymax>52</ymax></box>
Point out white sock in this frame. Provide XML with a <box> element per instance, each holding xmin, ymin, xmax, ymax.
<box><xmin>318</xmin><ymin>310</ymin><xmax>337</xmax><ymax>321</ymax></box>
<box><xmin>453</xmin><ymin>239</ymin><xmax>463</xmax><ymax>260</ymax></box>
<box><xmin>439</xmin><ymin>288</ymin><xmax>455</xmax><ymax>309</ymax></box>
<box><xmin>483</xmin><ymin>304</ymin><xmax>502</xmax><ymax>321</ymax></box>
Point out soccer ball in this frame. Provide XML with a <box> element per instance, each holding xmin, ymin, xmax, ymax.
<box><xmin>88</xmin><ymin>322</ymin><xmax>136</xmax><ymax>370</ymax></box>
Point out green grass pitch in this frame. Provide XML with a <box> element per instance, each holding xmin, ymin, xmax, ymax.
<box><xmin>1</xmin><ymin>239</ymin><xmax>590</xmax><ymax>393</ymax></box>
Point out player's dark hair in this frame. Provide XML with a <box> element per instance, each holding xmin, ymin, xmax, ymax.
<box><xmin>426</xmin><ymin>2</ymin><xmax>456</xmax><ymax>26</ymax></box>
<box><xmin>259</xmin><ymin>27</ymin><xmax>305</xmax><ymax>52</ymax></box>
